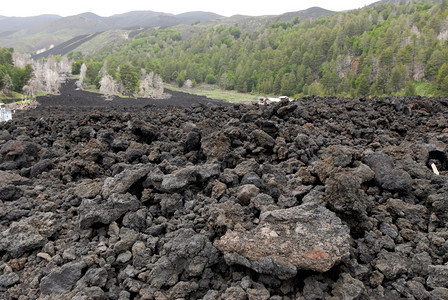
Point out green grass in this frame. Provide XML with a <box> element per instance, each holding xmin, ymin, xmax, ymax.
<box><xmin>0</xmin><ymin>91</ymin><xmax>26</xmax><ymax>101</ymax></box>
<box><xmin>167</xmin><ymin>83</ymin><xmax>261</xmax><ymax>103</ymax></box>
<box><xmin>6</xmin><ymin>99</ymin><xmax>35</xmax><ymax>105</ymax></box>
<box><xmin>413</xmin><ymin>81</ymin><xmax>438</xmax><ymax>97</ymax></box>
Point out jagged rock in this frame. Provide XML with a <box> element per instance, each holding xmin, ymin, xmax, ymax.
<box><xmin>0</xmin><ymin>170</ymin><xmax>32</xmax><ymax>185</ymax></box>
<box><xmin>117</xmin><ymin>251</ymin><xmax>132</xmax><ymax>263</ymax></box>
<box><xmin>332</xmin><ymin>273</ymin><xmax>365</xmax><ymax>300</ymax></box>
<box><xmin>201</xmin><ymin>131</ymin><xmax>231</xmax><ymax>161</ymax></box>
<box><xmin>0</xmin><ymin>272</ymin><xmax>20</xmax><ymax>287</ymax></box>
<box><xmin>160</xmin><ymin>164</ymin><xmax>220</xmax><ymax>192</ymax></box>
<box><xmin>431</xmin><ymin>288</ymin><xmax>448</xmax><ymax>300</ymax></box>
<box><xmin>241</xmin><ymin>172</ymin><xmax>262</xmax><ymax>188</ymax></box>
<box><xmin>427</xmin><ymin>265</ymin><xmax>448</xmax><ymax>289</ymax></box>
<box><xmin>40</xmin><ymin>261</ymin><xmax>86</xmax><ymax>295</ymax></box>
<box><xmin>374</xmin><ymin>250</ymin><xmax>410</xmax><ymax>280</ymax></box>
<box><xmin>222</xmin><ymin>286</ymin><xmax>247</xmax><ymax>300</ymax></box>
<box><xmin>148</xmin><ymin>229</ymin><xmax>219</xmax><ymax>289</ymax></box>
<box><xmin>237</xmin><ymin>184</ymin><xmax>260</xmax><ymax>205</ymax></box>
<box><xmin>215</xmin><ymin>203</ymin><xmax>350</xmax><ymax>278</ymax></box>
<box><xmin>211</xmin><ymin>180</ymin><xmax>227</xmax><ymax>199</ymax></box>
<box><xmin>234</xmin><ymin>159</ymin><xmax>259</xmax><ymax>176</ymax></box>
<box><xmin>247</xmin><ymin>286</ymin><xmax>270</xmax><ymax>300</ymax></box>
<box><xmin>365</xmin><ymin>152</ymin><xmax>413</xmax><ymax>192</ymax></box>
<box><xmin>325</xmin><ymin>164</ymin><xmax>374</xmax><ymax>219</ymax></box>
<box><xmin>386</xmin><ymin>198</ymin><xmax>428</xmax><ymax>231</ymax></box>
<box><xmin>3</xmin><ymin>93</ymin><xmax>448</xmax><ymax>299</ymax></box>
<box><xmin>102</xmin><ymin>164</ymin><xmax>153</xmax><ymax>198</ymax></box>
<box><xmin>79</xmin><ymin>138</ymin><xmax>105</xmax><ymax>162</ymax></box>
<box><xmin>407</xmin><ymin>280</ymin><xmax>431</xmax><ymax>300</ymax></box>
<box><xmin>184</xmin><ymin>131</ymin><xmax>201</xmax><ymax>152</ymax></box>
<box><xmin>132</xmin><ymin>241</ymin><xmax>152</xmax><ymax>269</ymax></box>
<box><xmin>302</xmin><ymin>276</ymin><xmax>329</xmax><ymax>300</ymax></box>
<box><xmin>0</xmin><ymin>130</ymin><xmax>11</xmax><ymax>141</ymax></box>
<box><xmin>0</xmin><ymin>170</ymin><xmax>32</xmax><ymax>201</ymax></box>
<box><xmin>73</xmin><ymin>179</ymin><xmax>103</xmax><ymax>199</ymax></box>
<box><xmin>125</xmin><ymin>148</ymin><xmax>144</xmax><ymax>162</ymax></box>
<box><xmin>251</xmin><ymin>129</ymin><xmax>275</xmax><ymax>148</ymax></box>
<box><xmin>205</xmin><ymin>201</ymin><xmax>245</xmax><ymax>231</ymax></box>
<box><xmin>156</xmin><ymin>193</ymin><xmax>183</xmax><ymax>216</ymax></box>
<box><xmin>30</xmin><ymin>158</ymin><xmax>54</xmax><ymax>178</ymax></box>
<box><xmin>314</xmin><ymin>145</ymin><xmax>356</xmax><ymax>183</ymax></box>
<box><xmin>72</xmin><ymin>287</ymin><xmax>107</xmax><ymax>300</ymax></box>
<box><xmin>78</xmin><ymin>193</ymin><xmax>140</xmax><ymax>229</ymax></box>
<box><xmin>81</xmin><ymin>268</ymin><xmax>108</xmax><ymax>287</ymax></box>
<box><xmin>168</xmin><ymin>281</ymin><xmax>199</xmax><ymax>299</ymax></box>
<box><xmin>0</xmin><ymin>217</ymin><xmax>47</xmax><ymax>258</ymax></box>
<box><xmin>0</xmin><ymin>140</ymin><xmax>24</xmax><ymax>161</ymax></box>
<box><xmin>203</xmin><ymin>290</ymin><xmax>220</xmax><ymax>300</ymax></box>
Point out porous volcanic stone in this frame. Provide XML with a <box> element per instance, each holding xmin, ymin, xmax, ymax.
<box><xmin>215</xmin><ymin>203</ymin><xmax>350</xmax><ymax>278</ymax></box>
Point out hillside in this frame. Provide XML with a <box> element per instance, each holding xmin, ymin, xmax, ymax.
<box><xmin>0</xmin><ymin>11</ymin><xmax>223</xmax><ymax>52</ymax></box>
<box><xmin>73</xmin><ymin>0</ymin><xmax>448</xmax><ymax>97</ymax></box>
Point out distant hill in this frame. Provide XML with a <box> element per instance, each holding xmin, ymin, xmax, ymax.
<box><xmin>74</xmin><ymin>0</ymin><xmax>447</xmax><ymax>98</ymax></box>
<box><xmin>277</xmin><ymin>7</ymin><xmax>334</xmax><ymax>22</ymax></box>
<box><xmin>0</xmin><ymin>14</ymin><xmax>61</xmax><ymax>33</ymax></box>
<box><xmin>0</xmin><ymin>11</ymin><xmax>223</xmax><ymax>52</ymax></box>
<box><xmin>25</xmin><ymin>7</ymin><xmax>334</xmax><ymax>58</ymax></box>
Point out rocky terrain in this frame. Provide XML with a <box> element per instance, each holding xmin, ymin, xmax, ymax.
<box><xmin>0</xmin><ymin>93</ymin><xmax>447</xmax><ymax>299</ymax></box>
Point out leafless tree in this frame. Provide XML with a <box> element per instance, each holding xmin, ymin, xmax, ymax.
<box><xmin>139</xmin><ymin>72</ymin><xmax>164</xmax><ymax>98</ymax></box>
<box><xmin>26</xmin><ymin>58</ymin><xmax>61</xmax><ymax>95</ymax></box>
<box><xmin>153</xmin><ymin>74</ymin><xmax>164</xmax><ymax>97</ymax></box>
<box><xmin>76</xmin><ymin>63</ymin><xmax>87</xmax><ymax>90</ymax></box>
<box><xmin>23</xmin><ymin>84</ymin><xmax>35</xmax><ymax>100</ymax></box>
<box><xmin>99</xmin><ymin>74</ymin><xmax>118</xmax><ymax>100</ymax></box>
<box><xmin>139</xmin><ymin>72</ymin><xmax>154</xmax><ymax>97</ymax></box>
<box><xmin>184</xmin><ymin>79</ymin><xmax>193</xmax><ymax>89</ymax></box>
<box><xmin>45</xmin><ymin>68</ymin><xmax>60</xmax><ymax>94</ymax></box>
<box><xmin>99</xmin><ymin>61</ymin><xmax>108</xmax><ymax>77</ymax></box>
<box><xmin>59</xmin><ymin>56</ymin><xmax>72</xmax><ymax>74</ymax></box>
<box><xmin>12</xmin><ymin>52</ymin><xmax>32</xmax><ymax>68</ymax></box>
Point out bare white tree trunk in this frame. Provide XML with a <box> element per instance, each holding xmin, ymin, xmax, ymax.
<box><xmin>139</xmin><ymin>72</ymin><xmax>154</xmax><ymax>97</ymax></box>
<box><xmin>45</xmin><ymin>69</ymin><xmax>60</xmax><ymax>94</ymax></box>
<box><xmin>26</xmin><ymin>58</ymin><xmax>62</xmax><ymax>96</ymax></box>
<box><xmin>153</xmin><ymin>74</ymin><xmax>164</xmax><ymax>98</ymax></box>
<box><xmin>12</xmin><ymin>52</ymin><xmax>32</xmax><ymax>68</ymax></box>
<box><xmin>76</xmin><ymin>63</ymin><xmax>87</xmax><ymax>90</ymax></box>
<box><xmin>139</xmin><ymin>72</ymin><xmax>164</xmax><ymax>98</ymax></box>
<box><xmin>99</xmin><ymin>74</ymin><xmax>118</xmax><ymax>100</ymax></box>
<box><xmin>59</xmin><ymin>56</ymin><xmax>72</xmax><ymax>74</ymax></box>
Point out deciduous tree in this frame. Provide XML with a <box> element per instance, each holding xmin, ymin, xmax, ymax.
<box><xmin>120</xmin><ymin>65</ymin><xmax>139</xmax><ymax>97</ymax></box>
<box><xmin>99</xmin><ymin>74</ymin><xmax>118</xmax><ymax>100</ymax></box>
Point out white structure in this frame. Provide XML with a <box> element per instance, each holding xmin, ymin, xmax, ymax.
<box><xmin>0</xmin><ymin>104</ymin><xmax>12</xmax><ymax>122</ymax></box>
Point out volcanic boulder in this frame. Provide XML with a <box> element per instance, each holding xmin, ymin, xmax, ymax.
<box><xmin>215</xmin><ymin>202</ymin><xmax>350</xmax><ymax>279</ymax></box>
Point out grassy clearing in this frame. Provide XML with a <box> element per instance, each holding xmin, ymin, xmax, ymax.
<box><xmin>1</xmin><ymin>91</ymin><xmax>26</xmax><ymax>102</ymax></box>
<box><xmin>6</xmin><ymin>99</ymin><xmax>35</xmax><ymax>105</ymax></box>
<box><xmin>413</xmin><ymin>81</ymin><xmax>438</xmax><ymax>97</ymax></box>
<box><xmin>167</xmin><ymin>83</ymin><xmax>262</xmax><ymax>103</ymax></box>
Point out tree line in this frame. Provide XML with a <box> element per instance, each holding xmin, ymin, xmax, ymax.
<box><xmin>0</xmin><ymin>48</ymin><xmax>164</xmax><ymax>101</ymax></box>
<box><xmin>81</xmin><ymin>0</ymin><xmax>448</xmax><ymax>97</ymax></box>
<box><xmin>0</xmin><ymin>48</ymin><xmax>33</xmax><ymax>98</ymax></box>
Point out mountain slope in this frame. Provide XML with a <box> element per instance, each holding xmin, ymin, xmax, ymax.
<box><xmin>27</xmin><ymin>7</ymin><xmax>332</xmax><ymax>58</ymax></box>
<box><xmin>0</xmin><ymin>14</ymin><xmax>61</xmax><ymax>34</ymax></box>
<box><xmin>0</xmin><ymin>11</ymin><xmax>223</xmax><ymax>52</ymax></box>
<box><xmin>83</xmin><ymin>0</ymin><xmax>448</xmax><ymax>97</ymax></box>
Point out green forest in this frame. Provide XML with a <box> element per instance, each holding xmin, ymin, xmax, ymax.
<box><xmin>74</xmin><ymin>0</ymin><xmax>448</xmax><ymax>98</ymax></box>
<box><xmin>0</xmin><ymin>48</ymin><xmax>33</xmax><ymax>98</ymax></box>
